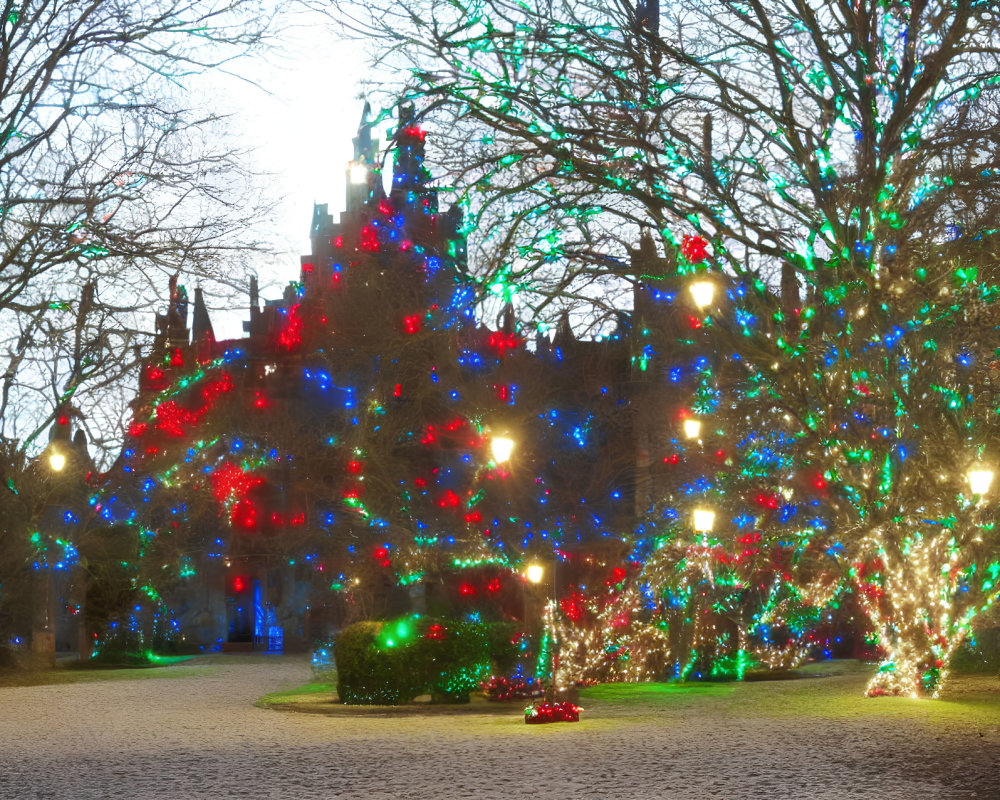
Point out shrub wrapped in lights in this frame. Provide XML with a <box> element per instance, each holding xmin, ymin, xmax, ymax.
<box><xmin>334</xmin><ymin>615</ymin><xmax>518</xmax><ymax>704</ymax></box>
<box><xmin>523</xmin><ymin>700</ymin><xmax>582</xmax><ymax>724</ymax></box>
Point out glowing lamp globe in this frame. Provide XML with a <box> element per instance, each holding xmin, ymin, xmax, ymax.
<box><xmin>968</xmin><ymin>468</ymin><xmax>994</xmax><ymax>497</ymax></box>
<box><xmin>690</xmin><ymin>280</ymin><xmax>715</xmax><ymax>311</ymax></box>
<box><xmin>491</xmin><ymin>435</ymin><xmax>514</xmax><ymax>464</ymax></box>
<box><xmin>683</xmin><ymin>418</ymin><xmax>702</xmax><ymax>439</ymax></box>
<box><xmin>48</xmin><ymin>451</ymin><xmax>66</xmax><ymax>472</ymax></box>
<box><xmin>526</xmin><ymin>564</ymin><xmax>544</xmax><ymax>584</ymax></box>
<box><xmin>349</xmin><ymin>161</ymin><xmax>368</xmax><ymax>184</ymax></box>
<box><xmin>692</xmin><ymin>508</ymin><xmax>715</xmax><ymax>533</ymax></box>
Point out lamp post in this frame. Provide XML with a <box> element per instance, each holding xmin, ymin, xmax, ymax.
<box><xmin>524</xmin><ymin>559</ymin><xmax>560</xmax><ymax>700</ymax></box>
<box><xmin>32</xmin><ymin>444</ymin><xmax>71</xmax><ymax>666</ymax></box>
<box><xmin>683</xmin><ymin>418</ymin><xmax>702</xmax><ymax>441</ymax></box>
<box><xmin>968</xmin><ymin>466</ymin><xmax>994</xmax><ymax>504</ymax></box>
<box><xmin>48</xmin><ymin>448</ymin><xmax>66</xmax><ymax>473</ymax></box>
<box><xmin>692</xmin><ymin>507</ymin><xmax>716</xmax><ymax>535</ymax></box>
<box><xmin>690</xmin><ymin>279</ymin><xmax>715</xmax><ymax>311</ymax></box>
<box><xmin>491</xmin><ymin>434</ymin><xmax>514</xmax><ymax>465</ymax></box>
<box><xmin>523</xmin><ymin>561</ymin><xmax>545</xmax><ymax>692</ymax></box>
<box><xmin>348</xmin><ymin>161</ymin><xmax>368</xmax><ymax>184</ymax></box>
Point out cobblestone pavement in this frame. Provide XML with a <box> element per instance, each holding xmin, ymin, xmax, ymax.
<box><xmin>0</xmin><ymin>655</ymin><xmax>997</xmax><ymax>799</ymax></box>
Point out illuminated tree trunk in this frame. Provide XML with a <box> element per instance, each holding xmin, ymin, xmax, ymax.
<box><xmin>856</xmin><ymin>532</ymin><xmax>977</xmax><ymax>697</ymax></box>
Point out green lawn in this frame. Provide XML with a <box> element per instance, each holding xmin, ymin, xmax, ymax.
<box><xmin>0</xmin><ymin>654</ymin><xmax>200</xmax><ymax>687</ymax></box>
<box><xmin>255</xmin><ymin>660</ymin><xmax>1000</xmax><ymax>728</ymax></box>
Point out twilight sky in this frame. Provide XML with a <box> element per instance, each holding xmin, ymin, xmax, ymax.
<box><xmin>206</xmin><ymin>11</ymin><xmax>390</xmax><ymax>337</ymax></box>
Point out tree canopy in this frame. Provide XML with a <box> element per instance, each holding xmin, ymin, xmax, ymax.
<box><xmin>329</xmin><ymin>0</ymin><xmax>1000</xmax><ymax>694</ymax></box>
<box><xmin>0</xmin><ymin>0</ymin><xmax>281</xmax><ymax>463</ymax></box>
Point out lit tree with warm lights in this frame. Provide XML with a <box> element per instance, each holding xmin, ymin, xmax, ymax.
<box><xmin>336</xmin><ymin>0</ymin><xmax>1000</xmax><ymax>693</ymax></box>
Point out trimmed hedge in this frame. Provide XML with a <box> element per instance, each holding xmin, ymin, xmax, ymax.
<box><xmin>334</xmin><ymin>621</ymin><xmax>424</xmax><ymax>704</ymax></box>
<box><xmin>334</xmin><ymin>616</ymin><xmax>518</xmax><ymax>705</ymax></box>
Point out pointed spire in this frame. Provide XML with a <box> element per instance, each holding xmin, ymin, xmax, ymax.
<box><xmin>155</xmin><ymin>272</ymin><xmax>188</xmax><ymax>348</ymax></box>
<box><xmin>347</xmin><ymin>103</ymin><xmax>382</xmax><ymax>213</ymax></box>
<box><xmin>244</xmin><ymin>276</ymin><xmax>261</xmax><ymax>336</ymax></box>
<box><xmin>191</xmin><ymin>287</ymin><xmax>215</xmax><ymax>343</ymax></box>
<box><xmin>553</xmin><ymin>311</ymin><xmax>576</xmax><ymax>350</ymax></box>
<box><xmin>48</xmin><ymin>406</ymin><xmax>72</xmax><ymax>442</ymax></box>
<box><xmin>639</xmin><ymin>228</ymin><xmax>657</xmax><ymax>261</ymax></box>
<box><xmin>499</xmin><ymin>302</ymin><xmax>516</xmax><ymax>334</ymax></box>
<box><xmin>390</xmin><ymin>102</ymin><xmax>435</xmax><ymax>210</ymax></box>
<box><xmin>353</xmin><ymin>101</ymin><xmax>376</xmax><ymax>165</ymax></box>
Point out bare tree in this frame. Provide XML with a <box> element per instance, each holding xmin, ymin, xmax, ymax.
<box><xmin>0</xmin><ymin>0</ymin><xmax>283</xmax><ymax>468</ymax></box>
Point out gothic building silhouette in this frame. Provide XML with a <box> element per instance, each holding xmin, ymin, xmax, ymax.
<box><xmin>91</xmin><ymin>105</ymin><xmax>699</xmax><ymax>654</ymax></box>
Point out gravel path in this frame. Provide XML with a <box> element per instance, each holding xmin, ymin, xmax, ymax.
<box><xmin>0</xmin><ymin>655</ymin><xmax>997</xmax><ymax>799</ymax></box>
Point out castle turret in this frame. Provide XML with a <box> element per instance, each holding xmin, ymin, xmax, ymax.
<box><xmin>389</xmin><ymin>103</ymin><xmax>436</xmax><ymax>212</ymax></box>
<box><xmin>191</xmin><ymin>287</ymin><xmax>215</xmax><ymax>344</ymax></box>
<box><xmin>154</xmin><ymin>273</ymin><xmax>189</xmax><ymax>350</ymax></box>
<box><xmin>346</xmin><ymin>102</ymin><xmax>381</xmax><ymax>214</ymax></box>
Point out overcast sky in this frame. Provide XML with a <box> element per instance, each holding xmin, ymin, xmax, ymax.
<box><xmin>206</xmin><ymin>10</ymin><xmax>388</xmax><ymax>337</ymax></box>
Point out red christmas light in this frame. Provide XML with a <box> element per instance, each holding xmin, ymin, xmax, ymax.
<box><xmin>680</xmin><ymin>234</ymin><xmax>708</xmax><ymax>263</ymax></box>
<box><xmin>524</xmin><ymin>701</ymin><xmax>582</xmax><ymax>724</ymax></box>
<box><xmin>425</xmin><ymin>624</ymin><xmax>446</xmax><ymax>640</ymax></box>
<box><xmin>754</xmin><ymin>492</ymin><xmax>779</xmax><ymax>509</ymax></box>
<box><xmin>231</xmin><ymin>499</ymin><xmax>258</xmax><ymax>530</ymax></box>
<box><xmin>278</xmin><ymin>304</ymin><xmax>303</xmax><ymax>351</ymax></box>
<box><xmin>154</xmin><ymin>401</ymin><xmax>196</xmax><ymax>437</ymax></box>
<box><xmin>360</xmin><ymin>225</ymin><xmax>379</xmax><ymax>252</ymax></box>
<box><xmin>487</xmin><ymin>331</ymin><xmax>520</xmax><ymax>356</ymax></box>
<box><xmin>210</xmin><ymin>462</ymin><xmax>263</xmax><ymax>503</ymax></box>
<box><xmin>560</xmin><ymin>589</ymin><xmax>586</xmax><ymax>622</ymax></box>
